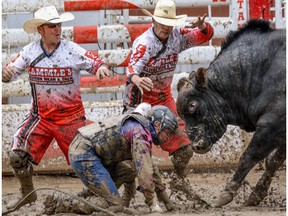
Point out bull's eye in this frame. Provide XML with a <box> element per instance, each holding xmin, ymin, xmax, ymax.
<box><xmin>186</xmin><ymin>127</ymin><xmax>198</xmax><ymax>135</ymax></box>
<box><xmin>188</xmin><ymin>100</ymin><xmax>198</xmax><ymax>114</ymax></box>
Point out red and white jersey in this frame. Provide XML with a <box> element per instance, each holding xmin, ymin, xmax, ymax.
<box><xmin>124</xmin><ymin>23</ymin><xmax>214</xmax><ymax>107</ymax></box>
<box><xmin>7</xmin><ymin>39</ymin><xmax>106</xmax><ymax>124</ymax></box>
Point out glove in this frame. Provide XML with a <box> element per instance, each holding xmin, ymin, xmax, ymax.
<box><xmin>146</xmin><ymin>197</ymin><xmax>163</xmax><ymax>213</ymax></box>
<box><xmin>156</xmin><ymin>190</ymin><xmax>177</xmax><ymax>211</ymax></box>
<box><xmin>143</xmin><ymin>190</ymin><xmax>163</xmax><ymax>212</ymax></box>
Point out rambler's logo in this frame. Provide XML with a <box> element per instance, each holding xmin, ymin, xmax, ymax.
<box><xmin>28</xmin><ymin>67</ymin><xmax>74</xmax><ymax>85</ymax></box>
<box><xmin>147</xmin><ymin>53</ymin><xmax>178</xmax><ymax>67</ymax></box>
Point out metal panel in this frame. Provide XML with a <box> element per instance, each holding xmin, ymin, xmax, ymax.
<box><xmin>2</xmin><ymin>19</ymin><xmax>236</xmax><ymax>47</ymax></box>
<box><xmin>3</xmin><ymin>0</ymin><xmax>231</xmax><ymax>13</ymax></box>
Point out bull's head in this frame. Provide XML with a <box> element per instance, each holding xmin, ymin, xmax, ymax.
<box><xmin>176</xmin><ymin>68</ymin><xmax>226</xmax><ymax>154</ymax></box>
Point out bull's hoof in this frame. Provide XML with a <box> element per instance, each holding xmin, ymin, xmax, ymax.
<box><xmin>243</xmin><ymin>193</ymin><xmax>262</xmax><ymax>206</ymax></box>
<box><xmin>214</xmin><ymin>190</ymin><xmax>233</xmax><ymax>207</ymax></box>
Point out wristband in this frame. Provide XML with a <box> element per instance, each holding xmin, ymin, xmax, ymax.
<box><xmin>128</xmin><ymin>74</ymin><xmax>137</xmax><ymax>84</ymax></box>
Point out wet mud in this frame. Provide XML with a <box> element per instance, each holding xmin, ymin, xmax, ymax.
<box><xmin>2</xmin><ymin>166</ymin><xmax>286</xmax><ymax>216</ymax></box>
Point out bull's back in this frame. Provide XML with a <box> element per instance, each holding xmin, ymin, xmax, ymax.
<box><xmin>209</xmin><ymin>28</ymin><xmax>285</xmax><ymax>130</ymax></box>
<box><xmin>248</xmin><ymin>30</ymin><xmax>286</xmax><ymax>116</ymax></box>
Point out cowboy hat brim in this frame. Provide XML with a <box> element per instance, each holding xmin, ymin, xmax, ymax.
<box><xmin>23</xmin><ymin>12</ymin><xmax>74</xmax><ymax>34</ymax></box>
<box><xmin>142</xmin><ymin>9</ymin><xmax>187</xmax><ymax>27</ymax></box>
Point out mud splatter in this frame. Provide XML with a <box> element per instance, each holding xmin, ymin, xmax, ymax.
<box><xmin>2</xmin><ymin>168</ymin><xmax>285</xmax><ymax>216</ymax></box>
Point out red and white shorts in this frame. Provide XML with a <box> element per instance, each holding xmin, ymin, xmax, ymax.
<box><xmin>12</xmin><ymin>113</ymin><xmax>92</xmax><ymax>165</ymax></box>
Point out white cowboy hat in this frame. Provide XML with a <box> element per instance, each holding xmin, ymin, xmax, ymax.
<box><xmin>23</xmin><ymin>6</ymin><xmax>74</xmax><ymax>34</ymax></box>
<box><xmin>142</xmin><ymin>0</ymin><xmax>187</xmax><ymax>27</ymax></box>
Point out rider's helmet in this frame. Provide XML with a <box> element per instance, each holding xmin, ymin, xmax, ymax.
<box><xmin>148</xmin><ymin>105</ymin><xmax>178</xmax><ymax>145</ymax></box>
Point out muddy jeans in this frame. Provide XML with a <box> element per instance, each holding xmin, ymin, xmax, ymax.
<box><xmin>69</xmin><ymin>135</ymin><xmax>123</xmax><ymax>206</ymax></box>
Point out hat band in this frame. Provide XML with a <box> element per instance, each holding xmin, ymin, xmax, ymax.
<box><xmin>48</xmin><ymin>17</ymin><xmax>60</xmax><ymax>22</ymax></box>
<box><xmin>154</xmin><ymin>15</ymin><xmax>177</xmax><ymax>20</ymax></box>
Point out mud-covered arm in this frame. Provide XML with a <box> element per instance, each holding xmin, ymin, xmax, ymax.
<box><xmin>121</xmin><ymin>120</ymin><xmax>156</xmax><ymax>205</ymax></box>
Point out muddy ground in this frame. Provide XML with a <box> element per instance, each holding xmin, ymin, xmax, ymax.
<box><xmin>2</xmin><ymin>166</ymin><xmax>286</xmax><ymax>216</ymax></box>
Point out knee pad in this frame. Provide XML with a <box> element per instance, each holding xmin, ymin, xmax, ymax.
<box><xmin>9</xmin><ymin>150</ymin><xmax>30</xmax><ymax>169</ymax></box>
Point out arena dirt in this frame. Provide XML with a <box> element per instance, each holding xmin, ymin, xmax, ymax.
<box><xmin>2</xmin><ymin>166</ymin><xmax>286</xmax><ymax>216</ymax></box>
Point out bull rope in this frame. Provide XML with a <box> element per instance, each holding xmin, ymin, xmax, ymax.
<box><xmin>2</xmin><ymin>187</ymin><xmax>117</xmax><ymax>216</ymax></box>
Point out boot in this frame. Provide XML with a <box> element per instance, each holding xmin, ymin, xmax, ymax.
<box><xmin>77</xmin><ymin>187</ymin><xmax>95</xmax><ymax>198</ymax></box>
<box><xmin>156</xmin><ymin>190</ymin><xmax>176</xmax><ymax>211</ymax></box>
<box><xmin>170</xmin><ymin>175</ymin><xmax>209</xmax><ymax>207</ymax></box>
<box><xmin>147</xmin><ymin>196</ymin><xmax>163</xmax><ymax>213</ymax></box>
<box><xmin>122</xmin><ymin>181</ymin><xmax>136</xmax><ymax>207</ymax></box>
<box><xmin>171</xmin><ymin>145</ymin><xmax>193</xmax><ymax>178</ymax></box>
<box><xmin>6</xmin><ymin>162</ymin><xmax>37</xmax><ymax>210</ymax></box>
<box><xmin>44</xmin><ymin>192</ymin><xmax>118</xmax><ymax>215</ymax></box>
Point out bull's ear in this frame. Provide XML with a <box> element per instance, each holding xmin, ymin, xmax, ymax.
<box><xmin>188</xmin><ymin>71</ymin><xmax>196</xmax><ymax>80</ymax></box>
<box><xmin>177</xmin><ymin>77</ymin><xmax>192</xmax><ymax>93</ymax></box>
<box><xmin>195</xmin><ymin>67</ymin><xmax>208</xmax><ymax>91</ymax></box>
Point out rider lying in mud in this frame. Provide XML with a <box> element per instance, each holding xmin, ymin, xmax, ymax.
<box><xmin>45</xmin><ymin>103</ymin><xmax>178</xmax><ymax>214</ymax></box>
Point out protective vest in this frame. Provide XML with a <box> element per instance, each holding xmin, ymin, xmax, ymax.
<box><xmin>120</xmin><ymin>113</ymin><xmax>151</xmax><ymax>129</ymax></box>
<box><xmin>77</xmin><ymin>114</ymin><xmax>151</xmax><ymax>166</ymax></box>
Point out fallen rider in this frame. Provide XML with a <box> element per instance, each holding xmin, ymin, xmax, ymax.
<box><xmin>44</xmin><ymin>103</ymin><xmax>178</xmax><ymax>214</ymax></box>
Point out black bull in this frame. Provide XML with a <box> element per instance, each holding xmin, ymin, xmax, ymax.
<box><xmin>176</xmin><ymin>20</ymin><xmax>286</xmax><ymax>207</ymax></box>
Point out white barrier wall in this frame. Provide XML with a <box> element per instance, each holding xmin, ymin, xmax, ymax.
<box><xmin>2</xmin><ymin>19</ymin><xmax>236</xmax><ymax>47</ymax></box>
<box><xmin>3</xmin><ymin>0</ymin><xmax>231</xmax><ymax>13</ymax></box>
<box><xmin>2</xmin><ymin>73</ymin><xmax>253</xmax><ymax>173</ymax></box>
<box><xmin>2</xmin><ymin>101</ymin><xmax>252</xmax><ymax>173</ymax></box>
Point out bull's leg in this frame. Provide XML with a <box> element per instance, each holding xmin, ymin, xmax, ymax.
<box><xmin>215</xmin><ymin>126</ymin><xmax>284</xmax><ymax>207</ymax></box>
<box><xmin>244</xmin><ymin>145</ymin><xmax>286</xmax><ymax>206</ymax></box>
<box><xmin>215</xmin><ymin>150</ymin><xmax>258</xmax><ymax>207</ymax></box>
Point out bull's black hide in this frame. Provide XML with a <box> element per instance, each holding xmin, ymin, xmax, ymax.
<box><xmin>176</xmin><ymin>19</ymin><xmax>286</xmax><ymax>207</ymax></box>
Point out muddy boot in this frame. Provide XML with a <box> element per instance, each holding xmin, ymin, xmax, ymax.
<box><xmin>170</xmin><ymin>174</ymin><xmax>209</xmax><ymax>207</ymax></box>
<box><xmin>7</xmin><ymin>155</ymin><xmax>37</xmax><ymax>210</ymax></box>
<box><xmin>171</xmin><ymin>145</ymin><xmax>193</xmax><ymax>178</ymax></box>
<box><xmin>156</xmin><ymin>190</ymin><xmax>176</xmax><ymax>211</ymax></box>
<box><xmin>122</xmin><ymin>180</ymin><xmax>136</xmax><ymax>207</ymax></box>
<box><xmin>77</xmin><ymin>187</ymin><xmax>95</xmax><ymax>198</ymax></box>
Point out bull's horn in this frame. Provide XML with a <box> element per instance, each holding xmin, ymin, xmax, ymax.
<box><xmin>195</xmin><ymin>67</ymin><xmax>208</xmax><ymax>91</ymax></box>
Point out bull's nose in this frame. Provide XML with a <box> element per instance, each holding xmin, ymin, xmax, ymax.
<box><xmin>192</xmin><ymin>144</ymin><xmax>211</xmax><ymax>154</ymax></box>
<box><xmin>192</xmin><ymin>146</ymin><xmax>210</xmax><ymax>154</ymax></box>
